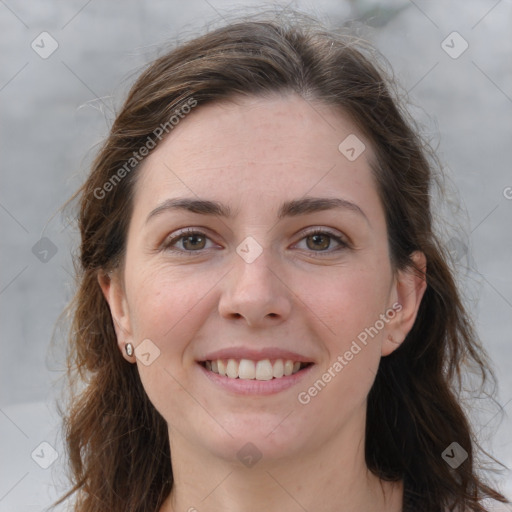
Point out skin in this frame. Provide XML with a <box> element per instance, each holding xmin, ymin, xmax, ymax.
<box><xmin>100</xmin><ymin>93</ymin><xmax>427</xmax><ymax>512</ymax></box>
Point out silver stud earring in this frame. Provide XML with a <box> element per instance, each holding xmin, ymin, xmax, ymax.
<box><xmin>125</xmin><ymin>343</ymin><xmax>134</xmax><ymax>357</ymax></box>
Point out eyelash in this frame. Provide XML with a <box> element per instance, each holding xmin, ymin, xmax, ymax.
<box><xmin>162</xmin><ymin>227</ymin><xmax>349</xmax><ymax>257</ymax></box>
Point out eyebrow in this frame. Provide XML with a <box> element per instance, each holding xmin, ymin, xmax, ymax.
<box><xmin>146</xmin><ymin>196</ymin><xmax>369</xmax><ymax>224</ymax></box>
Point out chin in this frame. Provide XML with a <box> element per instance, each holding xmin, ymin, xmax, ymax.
<box><xmin>194</xmin><ymin>412</ymin><xmax>311</xmax><ymax>466</ymax></box>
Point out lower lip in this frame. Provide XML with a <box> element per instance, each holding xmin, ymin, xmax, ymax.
<box><xmin>197</xmin><ymin>362</ymin><xmax>314</xmax><ymax>395</ymax></box>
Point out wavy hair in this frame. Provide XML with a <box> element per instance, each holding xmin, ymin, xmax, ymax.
<box><xmin>55</xmin><ymin>10</ymin><xmax>509</xmax><ymax>512</ymax></box>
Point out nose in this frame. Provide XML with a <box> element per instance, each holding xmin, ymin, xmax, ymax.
<box><xmin>218</xmin><ymin>244</ymin><xmax>292</xmax><ymax>328</ymax></box>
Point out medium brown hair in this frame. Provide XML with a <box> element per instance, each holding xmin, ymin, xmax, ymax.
<box><xmin>55</xmin><ymin>10</ymin><xmax>509</xmax><ymax>512</ymax></box>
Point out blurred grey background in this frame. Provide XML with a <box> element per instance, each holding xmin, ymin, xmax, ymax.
<box><xmin>1</xmin><ymin>0</ymin><xmax>511</xmax><ymax>509</ymax></box>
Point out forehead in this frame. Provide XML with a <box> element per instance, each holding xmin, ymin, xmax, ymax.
<box><xmin>131</xmin><ymin>93</ymin><xmax>381</xmax><ymax>220</ymax></box>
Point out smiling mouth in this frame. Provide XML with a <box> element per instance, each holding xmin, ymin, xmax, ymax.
<box><xmin>199</xmin><ymin>358</ymin><xmax>313</xmax><ymax>381</ymax></box>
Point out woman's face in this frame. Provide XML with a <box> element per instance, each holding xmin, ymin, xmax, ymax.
<box><xmin>102</xmin><ymin>93</ymin><xmax>425</xmax><ymax>466</ymax></box>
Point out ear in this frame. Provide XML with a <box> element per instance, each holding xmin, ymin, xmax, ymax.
<box><xmin>97</xmin><ymin>270</ymin><xmax>135</xmax><ymax>363</ymax></box>
<box><xmin>382</xmin><ymin>251</ymin><xmax>427</xmax><ymax>357</ymax></box>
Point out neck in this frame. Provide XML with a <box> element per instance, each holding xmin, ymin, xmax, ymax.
<box><xmin>159</xmin><ymin>414</ymin><xmax>403</xmax><ymax>512</ymax></box>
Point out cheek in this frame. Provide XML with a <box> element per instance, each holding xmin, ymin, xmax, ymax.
<box><xmin>126</xmin><ymin>261</ymin><xmax>214</xmax><ymax>341</ymax></box>
<box><xmin>125</xmin><ymin>264</ymin><xmax>220</xmax><ymax>427</ymax></box>
<box><xmin>305</xmin><ymin>262</ymin><xmax>392</xmax><ymax>347</ymax></box>
<box><xmin>296</xmin><ymin>267</ymin><xmax>390</xmax><ymax>425</ymax></box>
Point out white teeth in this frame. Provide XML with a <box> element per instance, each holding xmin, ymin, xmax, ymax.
<box><xmin>255</xmin><ymin>359</ymin><xmax>273</xmax><ymax>381</ymax></box>
<box><xmin>226</xmin><ymin>359</ymin><xmax>238</xmax><ymax>378</ymax></box>
<box><xmin>217</xmin><ymin>359</ymin><xmax>227</xmax><ymax>376</ymax></box>
<box><xmin>204</xmin><ymin>358</ymin><xmax>307</xmax><ymax>380</ymax></box>
<box><xmin>272</xmin><ymin>359</ymin><xmax>284</xmax><ymax>378</ymax></box>
<box><xmin>238</xmin><ymin>359</ymin><xmax>256</xmax><ymax>379</ymax></box>
<box><xmin>284</xmin><ymin>360</ymin><xmax>294</xmax><ymax>376</ymax></box>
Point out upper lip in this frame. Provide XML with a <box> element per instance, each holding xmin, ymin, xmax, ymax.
<box><xmin>198</xmin><ymin>347</ymin><xmax>315</xmax><ymax>363</ymax></box>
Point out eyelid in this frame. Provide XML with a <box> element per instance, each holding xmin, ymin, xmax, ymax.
<box><xmin>292</xmin><ymin>227</ymin><xmax>350</xmax><ymax>253</ymax></box>
<box><xmin>297</xmin><ymin>226</ymin><xmax>347</xmax><ymax>241</ymax></box>
<box><xmin>162</xmin><ymin>227</ymin><xmax>219</xmax><ymax>252</ymax></box>
<box><xmin>162</xmin><ymin>226</ymin><xmax>350</xmax><ymax>255</ymax></box>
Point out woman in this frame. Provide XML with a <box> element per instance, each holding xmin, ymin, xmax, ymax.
<box><xmin>56</xmin><ymin>11</ymin><xmax>510</xmax><ymax>512</ymax></box>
